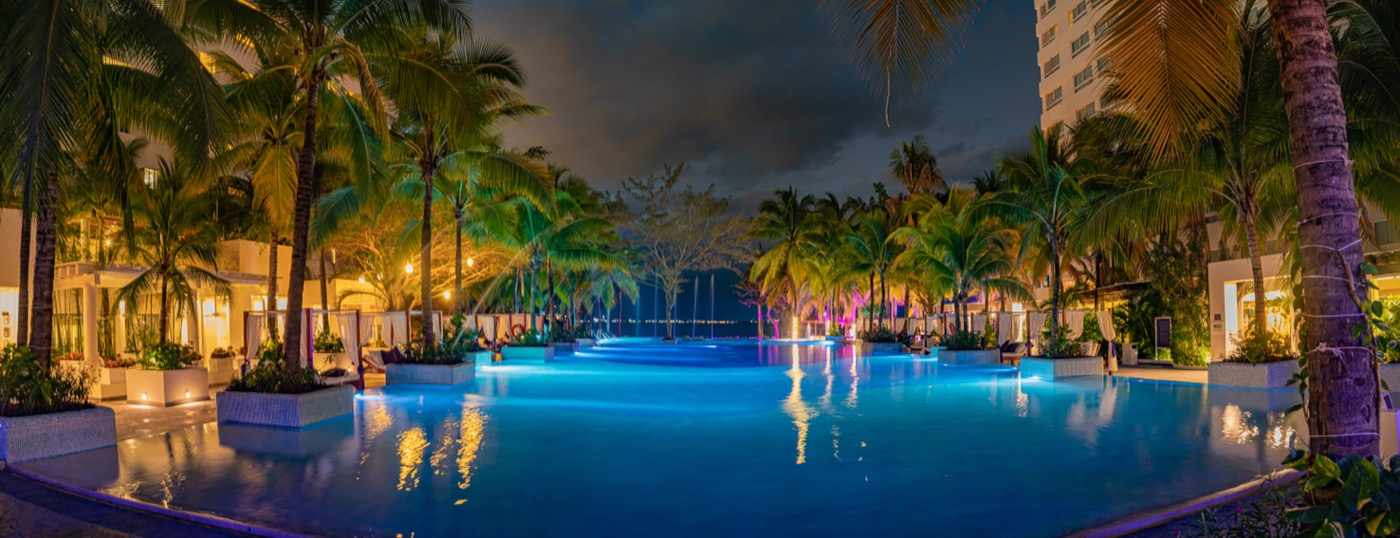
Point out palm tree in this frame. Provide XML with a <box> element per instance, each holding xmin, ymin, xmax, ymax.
<box><xmin>211</xmin><ymin>0</ymin><xmax>471</xmax><ymax>365</ymax></box>
<box><xmin>989</xmin><ymin>126</ymin><xmax>1088</xmax><ymax>337</ymax></box>
<box><xmin>0</xmin><ymin>1</ymin><xmax>225</xmax><ymax>365</ymax></box>
<box><xmin>889</xmin><ymin>134</ymin><xmax>947</xmax><ymax>198</ymax></box>
<box><xmin>115</xmin><ymin>160</ymin><xmax>230</xmax><ymax>346</ymax></box>
<box><xmin>844</xmin><ymin>208</ymin><xmax>900</xmax><ymax>333</ymax></box>
<box><xmin>749</xmin><ymin>188</ymin><xmax>816</xmax><ymax>328</ymax></box>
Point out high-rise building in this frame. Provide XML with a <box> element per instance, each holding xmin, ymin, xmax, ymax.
<box><xmin>1033</xmin><ymin>0</ymin><xmax>1112</xmax><ymax>130</ymax></box>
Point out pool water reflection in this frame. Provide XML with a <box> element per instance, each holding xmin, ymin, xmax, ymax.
<box><xmin>22</xmin><ymin>340</ymin><xmax>1301</xmax><ymax>536</ymax></box>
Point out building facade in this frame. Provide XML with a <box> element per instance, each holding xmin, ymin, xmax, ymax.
<box><xmin>1034</xmin><ymin>0</ymin><xmax>1113</xmax><ymax>130</ymax></box>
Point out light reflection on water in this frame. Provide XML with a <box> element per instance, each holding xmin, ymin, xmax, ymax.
<box><xmin>19</xmin><ymin>340</ymin><xmax>1306</xmax><ymax>537</ymax></box>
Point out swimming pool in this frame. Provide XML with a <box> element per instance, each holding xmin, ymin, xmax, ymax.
<box><xmin>21</xmin><ymin>339</ymin><xmax>1301</xmax><ymax>536</ymax></box>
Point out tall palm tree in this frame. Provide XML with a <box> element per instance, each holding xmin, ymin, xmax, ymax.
<box><xmin>0</xmin><ymin>0</ymin><xmax>225</xmax><ymax>365</ymax></box>
<box><xmin>116</xmin><ymin>160</ymin><xmax>230</xmax><ymax>346</ymax></box>
<box><xmin>989</xmin><ymin>126</ymin><xmax>1088</xmax><ymax>336</ymax></box>
<box><xmin>844</xmin><ymin>208</ymin><xmax>900</xmax><ymax>333</ymax></box>
<box><xmin>889</xmin><ymin>134</ymin><xmax>946</xmax><ymax>198</ymax></box>
<box><xmin>749</xmin><ymin>188</ymin><xmax>816</xmax><ymax>326</ymax></box>
<box><xmin>210</xmin><ymin>0</ymin><xmax>471</xmax><ymax>365</ymax></box>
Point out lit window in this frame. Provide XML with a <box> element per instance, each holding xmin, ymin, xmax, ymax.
<box><xmin>1044</xmin><ymin>87</ymin><xmax>1064</xmax><ymax>110</ymax></box>
<box><xmin>1073</xmin><ymin>66</ymin><xmax>1094</xmax><ymax>91</ymax></box>
<box><xmin>1043</xmin><ymin>55</ymin><xmax>1061</xmax><ymax>78</ymax></box>
<box><xmin>1039</xmin><ymin>0</ymin><xmax>1058</xmax><ymax>19</ymax></box>
<box><xmin>142</xmin><ymin>168</ymin><xmax>158</xmax><ymax>189</ymax></box>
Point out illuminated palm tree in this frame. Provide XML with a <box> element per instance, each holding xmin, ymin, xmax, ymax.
<box><xmin>749</xmin><ymin>188</ymin><xmax>816</xmax><ymax>324</ymax></box>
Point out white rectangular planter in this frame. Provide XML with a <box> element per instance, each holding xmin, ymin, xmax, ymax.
<box><xmin>207</xmin><ymin>357</ymin><xmax>235</xmax><ymax>387</ymax></box>
<box><xmin>386</xmin><ymin>362</ymin><xmax>476</xmax><ymax>385</ymax></box>
<box><xmin>502</xmin><ymin>346</ymin><xmax>555</xmax><ymax>362</ymax></box>
<box><xmin>552</xmin><ymin>342</ymin><xmax>578</xmax><ymax>354</ymax></box>
<box><xmin>939</xmin><ymin>349</ymin><xmax>1000</xmax><ymax>366</ymax></box>
<box><xmin>216</xmin><ymin>385</ymin><xmax>355</xmax><ymax>428</ymax></box>
<box><xmin>90</xmin><ymin>366</ymin><xmax>127</xmax><ymax>400</ymax></box>
<box><xmin>1020</xmin><ymin>357</ymin><xmax>1104</xmax><ymax>380</ymax></box>
<box><xmin>126</xmin><ymin>367</ymin><xmax>210</xmax><ymax>406</ymax></box>
<box><xmin>575</xmin><ymin>338</ymin><xmax>596</xmax><ymax>347</ymax></box>
<box><xmin>0</xmin><ymin>407</ymin><xmax>116</xmax><ymax>463</ymax></box>
<box><xmin>1208</xmin><ymin>360</ymin><xmax>1300</xmax><ymax>388</ymax></box>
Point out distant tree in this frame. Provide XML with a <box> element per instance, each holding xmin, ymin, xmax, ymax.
<box><xmin>621</xmin><ymin>163</ymin><xmax>749</xmax><ymax>339</ymax></box>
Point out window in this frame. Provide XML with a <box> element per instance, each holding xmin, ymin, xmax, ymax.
<box><xmin>1071</xmin><ymin>1</ymin><xmax>1088</xmax><ymax>22</ymax></box>
<box><xmin>1043</xmin><ymin>55</ymin><xmax>1061</xmax><ymax>78</ymax></box>
<box><xmin>1039</xmin><ymin>0</ymin><xmax>1058</xmax><ymax>19</ymax></box>
<box><xmin>142</xmin><ymin>168</ymin><xmax>158</xmax><ymax>189</ymax></box>
<box><xmin>1076</xmin><ymin>104</ymin><xmax>1097</xmax><ymax>121</ymax></box>
<box><xmin>1096</xmin><ymin>56</ymin><xmax>1112</xmax><ymax>75</ymax></box>
<box><xmin>1100</xmin><ymin>95</ymin><xmax>1113</xmax><ymax>110</ymax></box>
<box><xmin>1044</xmin><ymin>87</ymin><xmax>1064</xmax><ymax>110</ymax></box>
<box><xmin>1041</xmin><ymin>26</ymin><xmax>1057</xmax><ymax>48</ymax></box>
<box><xmin>1094</xmin><ymin>18</ymin><xmax>1111</xmax><ymax>39</ymax></box>
<box><xmin>1073</xmin><ymin>66</ymin><xmax>1094</xmax><ymax>90</ymax></box>
<box><xmin>1071</xmin><ymin>32</ymin><xmax>1091</xmax><ymax>57</ymax></box>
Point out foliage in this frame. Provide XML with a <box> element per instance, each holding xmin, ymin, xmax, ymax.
<box><xmin>102</xmin><ymin>355</ymin><xmax>138</xmax><ymax>369</ymax></box>
<box><xmin>209</xmin><ymin>348</ymin><xmax>235</xmax><ymax>360</ymax></box>
<box><xmin>510</xmin><ymin>328</ymin><xmax>552</xmax><ymax>347</ymax></box>
<box><xmin>859</xmin><ymin>326</ymin><xmax>900</xmax><ymax>344</ymax></box>
<box><xmin>0</xmin><ymin>345</ymin><xmax>92</xmax><ymax>417</ymax></box>
<box><xmin>401</xmin><ymin>316</ymin><xmax>483</xmax><ymax>364</ymax></box>
<box><xmin>1144</xmin><ymin>234</ymin><xmax>1212</xmax><ymax>366</ymax></box>
<box><xmin>314</xmin><ymin>331</ymin><xmax>345</xmax><ymax>354</ymax></box>
<box><xmin>1077</xmin><ymin>314</ymin><xmax>1104</xmax><ymax>343</ymax></box>
<box><xmin>140</xmin><ymin>342</ymin><xmax>199</xmax><ymax>371</ymax></box>
<box><xmin>1037</xmin><ymin>328</ymin><xmax>1083</xmax><ymax>359</ymax></box>
<box><xmin>227</xmin><ymin>363</ymin><xmax>324</xmax><ymax>395</ymax></box>
<box><xmin>1226</xmin><ymin>331</ymin><xmax>1300</xmax><ymax>364</ymax></box>
<box><xmin>1284</xmin><ymin>453</ymin><xmax>1400</xmax><ymax>536</ymax></box>
<box><xmin>942</xmin><ymin>330</ymin><xmax>986</xmax><ymax>351</ymax></box>
<box><xmin>256</xmin><ymin>340</ymin><xmax>286</xmax><ymax>368</ymax></box>
<box><xmin>1113</xmin><ymin>300</ymin><xmax>1158</xmax><ymax>357</ymax></box>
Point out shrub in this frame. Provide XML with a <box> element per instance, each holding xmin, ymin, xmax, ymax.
<box><xmin>1037</xmin><ymin>328</ymin><xmax>1082</xmax><ymax>359</ymax></box>
<box><xmin>0</xmin><ymin>345</ymin><xmax>92</xmax><ymax>417</ymax></box>
<box><xmin>826</xmin><ymin>325</ymin><xmax>843</xmax><ymax>337</ymax></box>
<box><xmin>551</xmin><ymin>326</ymin><xmax>577</xmax><ymax>343</ymax></box>
<box><xmin>1284</xmin><ymin>452</ymin><xmax>1400</xmax><ymax>536</ymax></box>
<box><xmin>1225</xmin><ymin>331</ymin><xmax>1299</xmax><ymax>364</ymax></box>
<box><xmin>510</xmin><ymin>328</ymin><xmax>552</xmax><ymax>347</ymax></box>
<box><xmin>58</xmin><ymin>351</ymin><xmax>84</xmax><ymax>362</ymax></box>
<box><xmin>255</xmin><ymin>340</ymin><xmax>285</xmax><ymax>368</ymax></box>
<box><xmin>140</xmin><ymin>342</ymin><xmax>199</xmax><ymax>370</ymax></box>
<box><xmin>313</xmin><ymin>330</ymin><xmax>344</xmax><ymax>353</ymax></box>
<box><xmin>227</xmin><ymin>363</ymin><xmax>324</xmax><ymax>394</ymax></box>
<box><xmin>102</xmin><ymin>355</ymin><xmax>137</xmax><ymax>369</ymax></box>
<box><xmin>401</xmin><ymin>315</ymin><xmax>483</xmax><ymax>364</ymax></box>
<box><xmin>1077</xmin><ymin>315</ymin><xmax>1104</xmax><ymax>343</ymax></box>
<box><xmin>942</xmin><ymin>330</ymin><xmax>986</xmax><ymax>351</ymax></box>
<box><xmin>859</xmin><ymin>326</ymin><xmax>899</xmax><ymax>343</ymax></box>
<box><xmin>209</xmin><ymin>347</ymin><xmax>235</xmax><ymax>359</ymax></box>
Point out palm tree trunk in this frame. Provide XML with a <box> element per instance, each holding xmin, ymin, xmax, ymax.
<box><xmin>1243</xmin><ymin>208</ymin><xmax>1269</xmax><ymax>339</ymax></box>
<box><xmin>284</xmin><ymin>67</ymin><xmax>326</xmax><ymax>369</ymax></box>
<box><xmin>692</xmin><ymin>277</ymin><xmax>700</xmax><ymax>338</ymax></box>
<box><xmin>29</xmin><ymin>178</ymin><xmax>58</xmax><ymax>366</ymax></box>
<box><xmin>1049</xmin><ymin>241</ymin><xmax>1062</xmax><ymax>336</ymax></box>
<box><xmin>454</xmin><ymin>210</ymin><xmax>464</xmax><ymax>315</ymax></box>
<box><xmin>16</xmin><ymin>176</ymin><xmax>31</xmax><ymax>347</ymax></box>
<box><xmin>158</xmin><ymin>276</ymin><xmax>170</xmax><ymax>345</ymax></box>
<box><xmin>319</xmin><ymin>248</ymin><xmax>330</xmax><ymax>333</ymax></box>
<box><xmin>266</xmin><ymin>235</ymin><xmax>279</xmax><ymax>340</ymax></box>
<box><xmin>866</xmin><ymin>272</ymin><xmax>875</xmax><ymax>333</ymax></box>
<box><xmin>545</xmin><ymin>257</ymin><xmax>555</xmax><ymax>332</ymax></box>
<box><xmin>419</xmin><ymin>158</ymin><xmax>436</xmax><ymax>347</ymax></box>
<box><xmin>1268</xmin><ymin>0</ymin><xmax>1377</xmax><ymax>458</ymax></box>
<box><xmin>902</xmin><ymin>287</ymin><xmax>911</xmax><ymax>333</ymax></box>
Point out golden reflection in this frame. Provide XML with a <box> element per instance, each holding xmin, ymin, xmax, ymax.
<box><xmin>783</xmin><ymin>353</ymin><xmax>812</xmax><ymax>465</ymax></box>
<box><xmin>1015</xmin><ymin>377</ymin><xmax>1029</xmax><ymax>418</ymax></box>
<box><xmin>1221</xmin><ymin>405</ymin><xmax>1260</xmax><ymax>445</ymax></box>
<box><xmin>458</xmin><ymin>406</ymin><xmax>487</xmax><ymax>492</ymax></box>
<box><xmin>820</xmin><ymin>351</ymin><xmax>835</xmax><ymax>411</ymax></box>
<box><xmin>845</xmin><ymin>356</ymin><xmax>860</xmax><ymax>409</ymax></box>
<box><xmin>1267</xmin><ymin>412</ymin><xmax>1296</xmax><ymax>449</ymax></box>
<box><xmin>430</xmin><ymin>416</ymin><xmax>456</xmax><ymax>477</ymax></box>
<box><xmin>397</xmin><ymin>427</ymin><xmax>428</xmax><ymax>491</ymax></box>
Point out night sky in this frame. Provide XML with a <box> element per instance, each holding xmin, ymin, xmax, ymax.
<box><xmin>474</xmin><ymin>1</ymin><xmax>1041</xmax><ymax>203</ymax></box>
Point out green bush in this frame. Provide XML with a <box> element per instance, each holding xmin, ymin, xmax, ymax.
<box><xmin>1284</xmin><ymin>452</ymin><xmax>1400</xmax><ymax>536</ymax></box>
<box><xmin>140</xmin><ymin>342</ymin><xmax>199</xmax><ymax>370</ymax></box>
<box><xmin>859</xmin><ymin>326</ymin><xmax>899</xmax><ymax>343</ymax></box>
<box><xmin>401</xmin><ymin>315</ymin><xmax>483</xmax><ymax>364</ymax></box>
<box><xmin>313</xmin><ymin>331</ymin><xmax>344</xmax><ymax>353</ymax></box>
<box><xmin>511</xmin><ymin>328</ymin><xmax>552</xmax><ymax>347</ymax></box>
<box><xmin>0</xmin><ymin>345</ymin><xmax>92</xmax><ymax>417</ymax></box>
<box><xmin>1225</xmin><ymin>331</ymin><xmax>1299</xmax><ymax>364</ymax></box>
<box><xmin>942</xmin><ymin>330</ymin><xmax>986</xmax><ymax>351</ymax></box>
<box><xmin>826</xmin><ymin>325</ymin><xmax>844</xmax><ymax>337</ymax></box>
<box><xmin>227</xmin><ymin>363</ymin><xmax>324</xmax><ymax>394</ymax></box>
<box><xmin>256</xmin><ymin>339</ymin><xmax>285</xmax><ymax>368</ymax></box>
<box><xmin>1038</xmin><ymin>328</ymin><xmax>1083</xmax><ymax>359</ymax></box>
<box><xmin>1078</xmin><ymin>315</ymin><xmax>1104</xmax><ymax>343</ymax></box>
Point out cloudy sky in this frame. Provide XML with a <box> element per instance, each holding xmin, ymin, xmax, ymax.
<box><xmin>473</xmin><ymin>1</ymin><xmax>1040</xmax><ymax>202</ymax></box>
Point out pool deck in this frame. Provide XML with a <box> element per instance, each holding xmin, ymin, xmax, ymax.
<box><xmin>0</xmin><ymin>469</ymin><xmax>248</xmax><ymax>537</ymax></box>
<box><xmin>1115</xmin><ymin>366</ymin><xmax>1207</xmax><ymax>384</ymax></box>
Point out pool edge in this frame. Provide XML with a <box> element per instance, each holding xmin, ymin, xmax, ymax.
<box><xmin>5</xmin><ymin>463</ymin><xmax>311</xmax><ymax>538</ymax></box>
<box><xmin>1067</xmin><ymin>467</ymin><xmax>1302</xmax><ymax>538</ymax></box>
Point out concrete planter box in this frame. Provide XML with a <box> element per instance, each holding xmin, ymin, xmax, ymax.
<box><xmin>126</xmin><ymin>367</ymin><xmax>210</xmax><ymax>406</ymax></box>
<box><xmin>552</xmin><ymin>342</ymin><xmax>578</xmax><ymax>354</ymax></box>
<box><xmin>206</xmin><ymin>357</ymin><xmax>235</xmax><ymax>386</ymax></box>
<box><xmin>856</xmin><ymin>341</ymin><xmax>905</xmax><ymax>356</ymax></box>
<box><xmin>576</xmin><ymin>338</ymin><xmax>596</xmax><ymax>347</ymax></box>
<box><xmin>1382</xmin><ymin>364</ymin><xmax>1400</xmax><ymax>395</ymax></box>
<box><xmin>471</xmin><ymin>350</ymin><xmax>494</xmax><ymax>363</ymax></box>
<box><xmin>1208</xmin><ymin>360</ymin><xmax>1300</xmax><ymax>388</ymax></box>
<box><xmin>218</xmin><ymin>419</ymin><xmax>355</xmax><ymax>456</ymax></box>
<box><xmin>0</xmin><ymin>407</ymin><xmax>116</xmax><ymax>463</ymax></box>
<box><xmin>92</xmin><ymin>367</ymin><xmax>127</xmax><ymax>400</ymax></box>
<box><xmin>386</xmin><ymin>362</ymin><xmax>476</xmax><ymax>385</ymax></box>
<box><xmin>216</xmin><ymin>385</ymin><xmax>355</xmax><ymax>428</ymax></box>
<box><xmin>502</xmin><ymin>345</ymin><xmax>555</xmax><ymax>362</ymax></box>
<box><xmin>940</xmin><ymin>349</ymin><xmax>1000</xmax><ymax>366</ymax></box>
<box><xmin>313</xmin><ymin>351</ymin><xmax>346</xmax><ymax>370</ymax></box>
<box><xmin>1020</xmin><ymin>357</ymin><xmax>1104</xmax><ymax>380</ymax></box>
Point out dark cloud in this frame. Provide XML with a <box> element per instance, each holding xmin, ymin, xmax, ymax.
<box><xmin>473</xmin><ymin>0</ymin><xmax>1039</xmax><ymax>198</ymax></box>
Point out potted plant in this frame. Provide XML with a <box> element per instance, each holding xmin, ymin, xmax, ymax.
<box><xmin>91</xmin><ymin>355</ymin><xmax>137</xmax><ymax>400</ymax></box>
<box><xmin>854</xmin><ymin>327</ymin><xmax>904</xmax><ymax>355</ymax></box>
<box><xmin>386</xmin><ymin>316</ymin><xmax>483</xmax><ymax>384</ymax></box>
<box><xmin>126</xmin><ymin>343</ymin><xmax>209</xmax><ymax>406</ymax></box>
<box><xmin>1019</xmin><ymin>328</ymin><xmax>1104</xmax><ymax>380</ymax></box>
<box><xmin>502</xmin><ymin>328</ymin><xmax>555</xmax><ymax>361</ymax></box>
<box><xmin>939</xmin><ymin>330</ymin><xmax>998</xmax><ymax>365</ymax></box>
<box><xmin>313</xmin><ymin>330</ymin><xmax>346</xmax><ymax>369</ymax></box>
<box><xmin>551</xmin><ymin>327</ymin><xmax>579</xmax><ymax>354</ymax></box>
<box><xmin>1208</xmin><ymin>331</ymin><xmax>1300</xmax><ymax>388</ymax></box>
<box><xmin>0</xmin><ymin>345</ymin><xmax>116</xmax><ymax>463</ymax></box>
<box><xmin>207</xmin><ymin>347</ymin><xmax>236</xmax><ymax>386</ymax></box>
<box><xmin>572</xmin><ymin>325</ymin><xmax>597</xmax><ymax>347</ymax></box>
<box><xmin>217</xmin><ymin>348</ymin><xmax>351</xmax><ymax>428</ymax></box>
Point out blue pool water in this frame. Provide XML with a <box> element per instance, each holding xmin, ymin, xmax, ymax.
<box><xmin>23</xmin><ymin>340</ymin><xmax>1302</xmax><ymax>536</ymax></box>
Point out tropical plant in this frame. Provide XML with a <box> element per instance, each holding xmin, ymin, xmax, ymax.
<box><xmin>115</xmin><ymin>160</ymin><xmax>231</xmax><ymax>346</ymax></box>
<box><xmin>1283</xmin><ymin>452</ymin><xmax>1400</xmax><ymax>536</ymax></box>
<box><xmin>314</xmin><ymin>331</ymin><xmax>345</xmax><ymax>354</ymax></box>
<box><xmin>942</xmin><ymin>330</ymin><xmax>985</xmax><ymax>351</ymax></box>
<box><xmin>1226</xmin><ymin>330</ymin><xmax>1299</xmax><ymax>364</ymax></box>
<box><xmin>845</xmin><ymin>207</ymin><xmax>900</xmax><ymax>332</ymax></box>
<box><xmin>140</xmin><ymin>342</ymin><xmax>199</xmax><ymax>371</ymax></box>
<box><xmin>228</xmin><ymin>362</ymin><xmax>323</xmax><ymax>395</ymax></box>
<box><xmin>509</xmin><ymin>328</ymin><xmax>551</xmax><ymax>347</ymax></box>
<box><xmin>0</xmin><ymin>345</ymin><xmax>91</xmax><ymax>417</ymax></box>
<box><xmin>749</xmin><ymin>187</ymin><xmax>816</xmax><ymax>325</ymax></box>
<box><xmin>889</xmin><ymin>134</ymin><xmax>946</xmax><ymax>197</ymax></box>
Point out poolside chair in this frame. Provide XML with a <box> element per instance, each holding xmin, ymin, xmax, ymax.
<box><xmin>999</xmin><ymin>341</ymin><xmax>1025</xmax><ymax>365</ymax></box>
